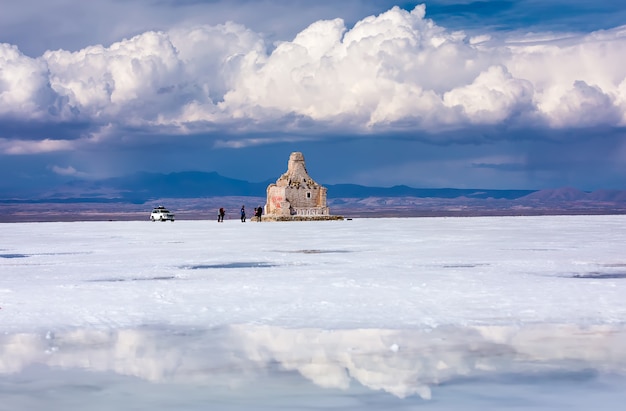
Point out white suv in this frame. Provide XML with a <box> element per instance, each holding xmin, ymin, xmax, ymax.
<box><xmin>150</xmin><ymin>206</ymin><xmax>175</xmax><ymax>222</ymax></box>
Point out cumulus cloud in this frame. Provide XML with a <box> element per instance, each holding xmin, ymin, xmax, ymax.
<box><xmin>443</xmin><ymin>65</ymin><xmax>534</xmax><ymax>124</ymax></box>
<box><xmin>1</xmin><ymin>4</ymin><xmax>626</xmax><ymax>151</ymax></box>
<box><xmin>0</xmin><ymin>44</ymin><xmax>60</xmax><ymax>118</ymax></box>
<box><xmin>505</xmin><ymin>27</ymin><xmax>626</xmax><ymax>127</ymax></box>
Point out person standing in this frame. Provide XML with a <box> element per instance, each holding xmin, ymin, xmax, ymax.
<box><xmin>218</xmin><ymin>208</ymin><xmax>225</xmax><ymax>222</ymax></box>
<box><xmin>240</xmin><ymin>205</ymin><xmax>246</xmax><ymax>222</ymax></box>
<box><xmin>255</xmin><ymin>206</ymin><xmax>263</xmax><ymax>221</ymax></box>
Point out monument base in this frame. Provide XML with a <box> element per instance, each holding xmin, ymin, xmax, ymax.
<box><xmin>261</xmin><ymin>215</ymin><xmax>344</xmax><ymax>222</ymax></box>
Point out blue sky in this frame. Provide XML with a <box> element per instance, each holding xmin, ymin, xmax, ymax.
<box><xmin>1</xmin><ymin>0</ymin><xmax>626</xmax><ymax>195</ymax></box>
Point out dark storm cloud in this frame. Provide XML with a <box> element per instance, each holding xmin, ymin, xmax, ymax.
<box><xmin>0</xmin><ymin>120</ymin><xmax>91</xmax><ymax>141</ymax></box>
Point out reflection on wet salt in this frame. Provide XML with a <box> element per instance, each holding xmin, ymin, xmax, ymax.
<box><xmin>1</xmin><ymin>324</ymin><xmax>625</xmax><ymax>410</ymax></box>
<box><xmin>230</xmin><ymin>324</ymin><xmax>626</xmax><ymax>400</ymax></box>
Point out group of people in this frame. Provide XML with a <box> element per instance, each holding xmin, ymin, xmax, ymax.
<box><xmin>217</xmin><ymin>206</ymin><xmax>263</xmax><ymax>222</ymax></box>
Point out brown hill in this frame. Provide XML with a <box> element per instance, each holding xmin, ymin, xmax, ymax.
<box><xmin>520</xmin><ymin>187</ymin><xmax>588</xmax><ymax>201</ymax></box>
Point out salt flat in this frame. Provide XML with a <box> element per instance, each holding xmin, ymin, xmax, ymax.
<box><xmin>1</xmin><ymin>216</ymin><xmax>625</xmax><ymax>410</ymax></box>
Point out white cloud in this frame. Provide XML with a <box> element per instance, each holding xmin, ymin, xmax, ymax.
<box><xmin>0</xmin><ymin>137</ymin><xmax>74</xmax><ymax>154</ymax></box>
<box><xmin>44</xmin><ymin>31</ymin><xmax>184</xmax><ymax>118</ymax></box>
<box><xmin>214</xmin><ymin>134</ymin><xmax>312</xmax><ymax>149</ymax></box>
<box><xmin>0</xmin><ymin>44</ymin><xmax>57</xmax><ymax>118</ymax></box>
<box><xmin>51</xmin><ymin>165</ymin><xmax>87</xmax><ymax>177</ymax></box>
<box><xmin>1</xmin><ymin>4</ymin><xmax>626</xmax><ymax>148</ymax></box>
<box><xmin>547</xmin><ymin>80</ymin><xmax>621</xmax><ymax>127</ymax></box>
<box><xmin>40</xmin><ymin>22</ymin><xmax>266</xmax><ymax>126</ymax></box>
<box><xmin>443</xmin><ymin>65</ymin><xmax>534</xmax><ymax>124</ymax></box>
<box><xmin>220</xmin><ymin>5</ymin><xmax>494</xmax><ymax>129</ymax></box>
<box><xmin>505</xmin><ymin>27</ymin><xmax>626</xmax><ymax>127</ymax></box>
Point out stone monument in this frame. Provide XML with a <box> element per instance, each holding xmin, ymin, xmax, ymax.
<box><xmin>263</xmin><ymin>152</ymin><xmax>343</xmax><ymax>221</ymax></box>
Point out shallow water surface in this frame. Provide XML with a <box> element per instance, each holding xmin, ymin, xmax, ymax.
<box><xmin>1</xmin><ymin>325</ymin><xmax>625</xmax><ymax>410</ymax></box>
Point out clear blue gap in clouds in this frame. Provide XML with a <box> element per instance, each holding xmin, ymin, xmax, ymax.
<box><xmin>422</xmin><ymin>0</ymin><xmax>623</xmax><ymax>32</ymax></box>
<box><xmin>0</xmin><ymin>0</ymin><xmax>625</xmax><ymax>195</ymax></box>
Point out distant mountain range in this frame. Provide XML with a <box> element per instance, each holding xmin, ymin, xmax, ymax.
<box><xmin>3</xmin><ymin>171</ymin><xmax>539</xmax><ymax>203</ymax></box>
<box><xmin>1</xmin><ymin>172</ymin><xmax>626</xmax><ymax>221</ymax></box>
